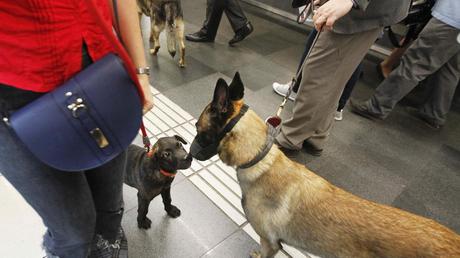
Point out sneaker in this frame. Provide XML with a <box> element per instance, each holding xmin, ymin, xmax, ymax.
<box><xmin>334</xmin><ymin>109</ymin><xmax>343</xmax><ymax>121</ymax></box>
<box><xmin>89</xmin><ymin>227</ymin><xmax>128</xmax><ymax>258</ymax></box>
<box><xmin>273</xmin><ymin>81</ymin><xmax>296</xmax><ymax>101</ymax></box>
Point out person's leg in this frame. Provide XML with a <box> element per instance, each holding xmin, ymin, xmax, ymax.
<box><xmin>276</xmin><ymin>28</ymin><xmax>382</xmax><ymax>150</ymax></box>
<box><xmin>86</xmin><ymin>152</ymin><xmax>127</xmax><ymax>257</ymax></box>
<box><xmin>420</xmin><ymin>52</ymin><xmax>460</xmax><ymax>125</ymax></box>
<box><xmin>293</xmin><ymin>29</ymin><xmax>318</xmax><ymax>93</ymax></box>
<box><xmin>379</xmin><ymin>41</ymin><xmax>411</xmax><ymax>78</ymax></box>
<box><xmin>273</xmin><ymin>29</ymin><xmax>317</xmax><ymax>99</ymax></box>
<box><xmin>0</xmin><ymin>120</ymin><xmax>95</xmax><ymax>258</ymax></box>
<box><xmin>85</xmin><ymin>151</ymin><xmax>127</xmax><ymax>243</ymax></box>
<box><xmin>201</xmin><ymin>0</ymin><xmax>225</xmax><ymax>39</ymax></box>
<box><xmin>223</xmin><ymin>0</ymin><xmax>248</xmax><ymax>32</ymax></box>
<box><xmin>337</xmin><ymin>63</ymin><xmax>362</xmax><ymax>111</ymax></box>
<box><xmin>362</xmin><ymin>18</ymin><xmax>460</xmax><ymax>118</ymax></box>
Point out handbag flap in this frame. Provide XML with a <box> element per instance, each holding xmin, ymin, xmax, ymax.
<box><xmin>10</xmin><ymin>54</ymin><xmax>143</xmax><ymax>171</ymax></box>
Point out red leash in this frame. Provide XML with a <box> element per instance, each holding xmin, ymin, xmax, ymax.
<box><xmin>140</xmin><ymin>122</ymin><xmax>151</xmax><ymax>152</ymax></box>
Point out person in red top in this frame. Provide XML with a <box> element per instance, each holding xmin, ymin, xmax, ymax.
<box><xmin>0</xmin><ymin>1</ymin><xmax>154</xmax><ymax>257</ymax></box>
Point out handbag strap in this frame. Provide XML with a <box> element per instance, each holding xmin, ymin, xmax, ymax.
<box><xmin>85</xmin><ymin>0</ymin><xmax>151</xmax><ymax>151</ymax></box>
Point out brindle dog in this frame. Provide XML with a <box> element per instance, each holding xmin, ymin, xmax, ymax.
<box><xmin>137</xmin><ymin>0</ymin><xmax>186</xmax><ymax>67</ymax></box>
<box><xmin>191</xmin><ymin>72</ymin><xmax>460</xmax><ymax>258</ymax></box>
<box><xmin>124</xmin><ymin>135</ymin><xmax>192</xmax><ymax>229</ymax></box>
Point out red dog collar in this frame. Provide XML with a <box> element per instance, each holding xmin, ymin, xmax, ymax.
<box><xmin>147</xmin><ymin>149</ymin><xmax>176</xmax><ymax>177</ymax></box>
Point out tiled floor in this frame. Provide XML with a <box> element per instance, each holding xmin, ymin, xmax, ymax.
<box><xmin>1</xmin><ymin>0</ymin><xmax>459</xmax><ymax>257</ymax></box>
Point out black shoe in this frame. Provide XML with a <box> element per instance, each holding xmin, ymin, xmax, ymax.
<box><xmin>349</xmin><ymin>99</ymin><xmax>385</xmax><ymax>121</ymax></box>
<box><xmin>302</xmin><ymin>141</ymin><xmax>323</xmax><ymax>157</ymax></box>
<box><xmin>229</xmin><ymin>22</ymin><xmax>253</xmax><ymax>46</ymax></box>
<box><xmin>274</xmin><ymin>138</ymin><xmax>300</xmax><ymax>158</ymax></box>
<box><xmin>405</xmin><ymin>107</ymin><xmax>442</xmax><ymax>130</ymax></box>
<box><xmin>185</xmin><ymin>30</ymin><xmax>214</xmax><ymax>42</ymax></box>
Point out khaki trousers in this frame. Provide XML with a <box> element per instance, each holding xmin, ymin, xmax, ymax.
<box><xmin>277</xmin><ymin>28</ymin><xmax>382</xmax><ymax>150</ymax></box>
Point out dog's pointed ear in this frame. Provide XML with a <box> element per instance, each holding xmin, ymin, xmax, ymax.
<box><xmin>212</xmin><ymin>78</ymin><xmax>229</xmax><ymax>113</ymax></box>
<box><xmin>174</xmin><ymin>135</ymin><xmax>188</xmax><ymax>145</ymax></box>
<box><xmin>229</xmin><ymin>72</ymin><xmax>244</xmax><ymax>101</ymax></box>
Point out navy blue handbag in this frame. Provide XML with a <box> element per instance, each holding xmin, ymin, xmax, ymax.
<box><xmin>9</xmin><ymin>54</ymin><xmax>143</xmax><ymax>171</ymax></box>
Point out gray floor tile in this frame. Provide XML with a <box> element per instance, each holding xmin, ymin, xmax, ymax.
<box><xmin>392</xmin><ymin>146</ymin><xmax>460</xmax><ymax>233</ymax></box>
<box><xmin>187</xmin><ymin>40</ymin><xmax>263</xmax><ymax>72</ymax></box>
<box><xmin>162</xmin><ymin>73</ymin><xmax>233</xmax><ymax>117</ymax></box>
<box><xmin>222</xmin><ymin>58</ymin><xmax>292</xmax><ymax>91</ymax></box>
<box><xmin>201</xmin><ymin>229</ymin><xmax>259</xmax><ymax>258</ymax></box>
<box><xmin>122</xmin><ymin>179</ymin><xmax>240</xmax><ymax>258</ymax></box>
<box><xmin>150</xmin><ymin>55</ymin><xmax>217</xmax><ymax>92</ymax></box>
<box><xmin>241</xmin><ymin>31</ymin><xmax>299</xmax><ymax>56</ymax></box>
<box><xmin>266</xmin><ymin>45</ymin><xmax>306</xmax><ymax>72</ymax></box>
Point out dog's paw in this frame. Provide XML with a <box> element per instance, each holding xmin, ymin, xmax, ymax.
<box><xmin>166</xmin><ymin>205</ymin><xmax>181</xmax><ymax>218</ymax></box>
<box><xmin>178</xmin><ymin>61</ymin><xmax>186</xmax><ymax>68</ymax></box>
<box><xmin>249</xmin><ymin>250</ymin><xmax>262</xmax><ymax>258</ymax></box>
<box><xmin>137</xmin><ymin>217</ymin><xmax>152</xmax><ymax>229</ymax></box>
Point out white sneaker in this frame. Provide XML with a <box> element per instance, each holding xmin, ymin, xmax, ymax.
<box><xmin>334</xmin><ymin>109</ymin><xmax>343</xmax><ymax>121</ymax></box>
<box><xmin>273</xmin><ymin>81</ymin><xmax>297</xmax><ymax>101</ymax></box>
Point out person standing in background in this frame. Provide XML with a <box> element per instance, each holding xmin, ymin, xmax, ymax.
<box><xmin>185</xmin><ymin>0</ymin><xmax>253</xmax><ymax>45</ymax></box>
<box><xmin>275</xmin><ymin>0</ymin><xmax>411</xmax><ymax>156</ymax></box>
<box><xmin>0</xmin><ymin>0</ymin><xmax>154</xmax><ymax>257</ymax></box>
<box><xmin>350</xmin><ymin>0</ymin><xmax>460</xmax><ymax>130</ymax></box>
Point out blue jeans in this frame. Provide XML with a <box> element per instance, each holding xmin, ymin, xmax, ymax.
<box><xmin>0</xmin><ymin>117</ymin><xmax>126</xmax><ymax>257</ymax></box>
<box><xmin>0</xmin><ymin>44</ymin><xmax>126</xmax><ymax>257</ymax></box>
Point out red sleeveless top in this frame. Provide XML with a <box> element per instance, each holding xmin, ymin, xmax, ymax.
<box><xmin>0</xmin><ymin>0</ymin><xmax>114</xmax><ymax>92</ymax></box>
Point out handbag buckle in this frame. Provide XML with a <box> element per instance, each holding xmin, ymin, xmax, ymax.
<box><xmin>90</xmin><ymin>128</ymin><xmax>110</xmax><ymax>148</ymax></box>
<box><xmin>67</xmin><ymin>98</ymin><xmax>88</xmax><ymax>118</ymax></box>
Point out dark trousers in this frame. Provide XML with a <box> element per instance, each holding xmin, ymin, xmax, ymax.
<box><xmin>0</xmin><ymin>44</ymin><xmax>125</xmax><ymax>258</ymax></box>
<box><xmin>202</xmin><ymin>0</ymin><xmax>248</xmax><ymax>39</ymax></box>
<box><xmin>293</xmin><ymin>29</ymin><xmax>362</xmax><ymax>111</ymax></box>
<box><xmin>367</xmin><ymin>18</ymin><xmax>460</xmax><ymax>125</ymax></box>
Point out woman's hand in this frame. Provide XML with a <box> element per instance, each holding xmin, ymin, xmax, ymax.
<box><xmin>313</xmin><ymin>0</ymin><xmax>353</xmax><ymax>31</ymax></box>
<box><xmin>137</xmin><ymin>74</ymin><xmax>154</xmax><ymax>114</ymax></box>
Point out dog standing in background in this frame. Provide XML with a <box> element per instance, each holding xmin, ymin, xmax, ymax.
<box><xmin>137</xmin><ymin>0</ymin><xmax>186</xmax><ymax>68</ymax></box>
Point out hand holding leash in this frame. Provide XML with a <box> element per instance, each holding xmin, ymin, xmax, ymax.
<box><xmin>313</xmin><ymin>0</ymin><xmax>353</xmax><ymax>31</ymax></box>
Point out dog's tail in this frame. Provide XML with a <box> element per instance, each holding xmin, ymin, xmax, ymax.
<box><xmin>163</xmin><ymin>2</ymin><xmax>177</xmax><ymax>58</ymax></box>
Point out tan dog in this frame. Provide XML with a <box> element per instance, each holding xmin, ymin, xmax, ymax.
<box><xmin>137</xmin><ymin>0</ymin><xmax>185</xmax><ymax>67</ymax></box>
<box><xmin>190</xmin><ymin>72</ymin><xmax>460</xmax><ymax>258</ymax></box>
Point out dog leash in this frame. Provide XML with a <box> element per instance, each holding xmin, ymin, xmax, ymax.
<box><xmin>275</xmin><ymin>28</ymin><xmax>322</xmax><ymax>118</ymax></box>
<box><xmin>140</xmin><ymin>123</ymin><xmax>151</xmax><ymax>152</ymax></box>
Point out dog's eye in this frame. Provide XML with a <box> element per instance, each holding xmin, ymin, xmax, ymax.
<box><xmin>176</xmin><ymin>142</ymin><xmax>181</xmax><ymax>148</ymax></box>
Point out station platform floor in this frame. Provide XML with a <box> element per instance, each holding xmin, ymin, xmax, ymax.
<box><xmin>1</xmin><ymin>0</ymin><xmax>459</xmax><ymax>257</ymax></box>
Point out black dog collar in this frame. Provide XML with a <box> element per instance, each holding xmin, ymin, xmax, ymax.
<box><xmin>190</xmin><ymin>104</ymin><xmax>249</xmax><ymax>161</ymax></box>
<box><xmin>238</xmin><ymin>124</ymin><xmax>277</xmax><ymax>169</ymax></box>
<box><xmin>217</xmin><ymin>104</ymin><xmax>249</xmax><ymax>141</ymax></box>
